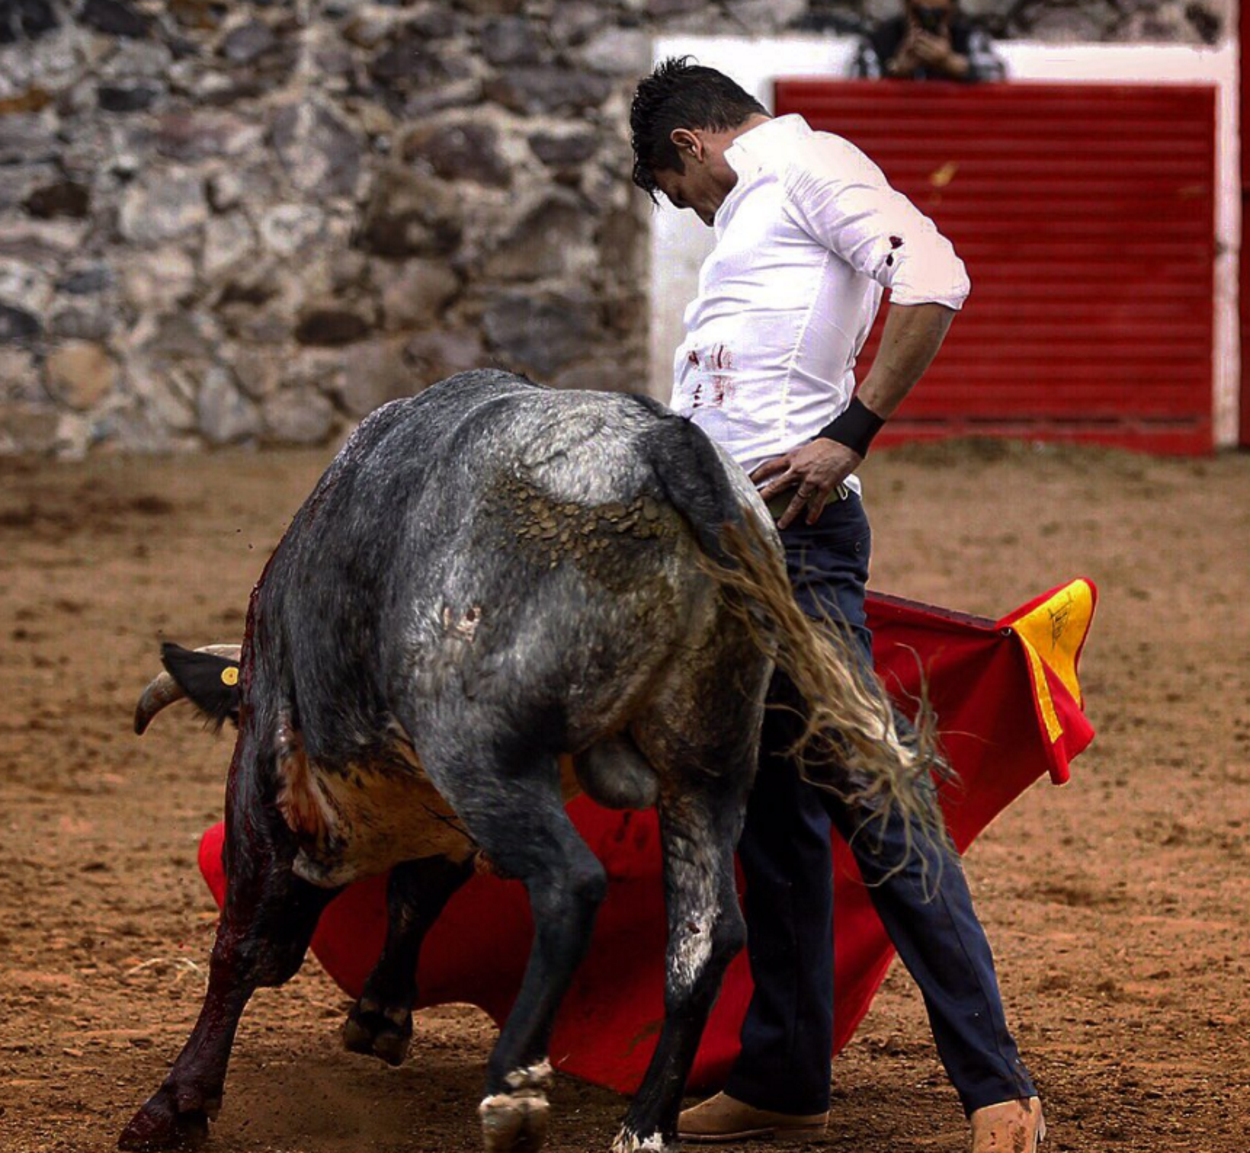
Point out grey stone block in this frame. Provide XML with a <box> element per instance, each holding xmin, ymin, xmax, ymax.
<box><xmin>482</xmin><ymin>289</ymin><xmax>599</xmax><ymax>377</ymax></box>
<box><xmin>263</xmin><ymin>385</ymin><xmax>337</xmax><ymax>444</ymax></box>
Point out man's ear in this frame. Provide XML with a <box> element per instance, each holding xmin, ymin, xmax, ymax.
<box><xmin>669</xmin><ymin>128</ymin><xmax>703</xmax><ymax>164</ymax></box>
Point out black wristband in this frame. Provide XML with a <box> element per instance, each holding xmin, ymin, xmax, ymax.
<box><xmin>816</xmin><ymin>396</ymin><xmax>885</xmax><ymax>458</ymax></box>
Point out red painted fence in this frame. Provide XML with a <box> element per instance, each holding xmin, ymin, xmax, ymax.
<box><xmin>774</xmin><ymin>80</ymin><xmax>1218</xmax><ymax>454</ymax></box>
<box><xmin>1241</xmin><ymin>10</ymin><xmax>1250</xmax><ymax>448</ymax></box>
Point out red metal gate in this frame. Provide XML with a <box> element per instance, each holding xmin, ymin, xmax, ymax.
<box><xmin>774</xmin><ymin>80</ymin><xmax>1218</xmax><ymax>453</ymax></box>
<box><xmin>1241</xmin><ymin>12</ymin><xmax>1249</xmax><ymax>448</ymax></box>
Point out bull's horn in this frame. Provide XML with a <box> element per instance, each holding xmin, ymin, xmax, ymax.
<box><xmin>133</xmin><ymin>644</ymin><xmax>242</xmax><ymax>735</ymax></box>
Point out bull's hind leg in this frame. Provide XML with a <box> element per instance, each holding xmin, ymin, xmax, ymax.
<box><xmin>615</xmin><ymin>640</ymin><xmax>767</xmax><ymax>1153</ymax></box>
<box><xmin>612</xmin><ymin>784</ymin><xmax>751</xmax><ymax>1153</ymax></box>
<box><xmin>417</xmin><ymin>736</ymin><xmax>607</xmax><ymax>1153</ymax></box>
<box><xmin>119</xmin><ymin>754</ymin><xmax>336</xmax><ymax>1150</ymax></box>
<box><xmin>342</xmin><ymin>855</ymin><xmax>472</xmax><ymax>1066</ymax></box>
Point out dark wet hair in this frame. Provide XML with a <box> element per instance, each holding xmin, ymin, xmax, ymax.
<box><xmin>630</xmin><ymin>56</ymin><xmax>768</xmax><ymax>202</ymax></box>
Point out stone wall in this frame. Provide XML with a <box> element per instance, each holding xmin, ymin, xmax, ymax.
<box><xmin>0</xmin><ymin>0</ymin><xmax>1233</xmax><ymax>455</ymax></box>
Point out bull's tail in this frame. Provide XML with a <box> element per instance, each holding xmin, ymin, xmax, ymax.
<box><xmin>711</xmin><ymin>518</ymin><xmax>944</xmax><ymax>862</ymax></box>
<box><xmin>640</xmin><ymin>404</ymin><xmax>944</xmax><ymax>860</ymax></box>
<box><xmin>634</xmin><ymin>398</ymin><xmax>745</xmax><ymax>567</ymax></box>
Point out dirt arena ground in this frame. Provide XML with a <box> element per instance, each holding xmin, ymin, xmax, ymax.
<box><xmin>1</xmin><ymin>439</ymin><xmax>1247</xmax><ymax>1153</ymax></box>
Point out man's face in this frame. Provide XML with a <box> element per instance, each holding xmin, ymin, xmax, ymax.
<box><xmin>907</xmin><ymin>0</ymin><xmax>952</xmax><ymax>31</ymax></box>
<box><xmin>651</xmin><ymin>126</ymin><xmax>741</xmax><ymax>228</ymax></box>
<box><xmin>654</xmin><ymin>163</ymin><xmax>723</xmax><ymax>228</ymax></box>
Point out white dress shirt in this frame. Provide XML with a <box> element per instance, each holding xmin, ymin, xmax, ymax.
<box><xmin>670</xmin><ymin>114</ymin><xmax>970</xmax><ymax>492</ymax></box>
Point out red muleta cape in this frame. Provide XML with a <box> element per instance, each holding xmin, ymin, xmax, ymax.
<box><xmin>198</xmin><ymin>579</ymin><xmax>1096</xmax><ymax>1094</ymax></box>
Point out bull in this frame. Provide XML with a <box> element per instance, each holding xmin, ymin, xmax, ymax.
<box><xmin>119</xmin><ymin>371</ymin><xmax>927</xmax><ymax>1153</ymax></box>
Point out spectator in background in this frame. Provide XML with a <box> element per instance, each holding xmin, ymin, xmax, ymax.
<box><xmin>854</xmin><ymin>0</ymin><xmax>1005</xmax><ymax>82</ymax></box>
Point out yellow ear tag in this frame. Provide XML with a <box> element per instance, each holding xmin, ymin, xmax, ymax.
<box><xmin>221</xmin><ymin>666</ymin><xmax>239</xmax><ymax>687</ymax></box>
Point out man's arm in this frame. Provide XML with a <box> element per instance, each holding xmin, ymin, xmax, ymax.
<box><xmin>855</xmin><ymin>300</ymin><xmax>955</xmax><ymax>417</ymax></box>
<box><xmin>884</xmin><ymin>36</ymin><xmax>921</xmax><ymax>78</ymax></box>
<box><xmin>753</xmin><ymin>302</ymin><xmax>955</xmax><ymax>530</ymax></box>
<box><xmin>912</xmin><ymin>23</ymin><xmax>1005</xmax><ymax>82</ymax></box>
<box><xmin>909</xmin><ymin>31</ymin><xmax>970</xmax><ymax>80</ymax></box>
<box><xmin>757</xmin><ymin>137</ymin><xmax>968</xmax><ymax>529</ymax></box>
<box><xmin>782</xmin><ymin>137</ymin><xmax>969</xmax><ymax>311</ymax></box>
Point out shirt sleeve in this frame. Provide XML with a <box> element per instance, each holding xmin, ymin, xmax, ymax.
<box><xmin>963</xmin><ymin>28</ymin><xmax>1006</xmax><ymax>83</ymax></box>
<box><xmin>781</xmin><ymin>133</ymin><xmax>971</xmax><ymax>310</ymax></box>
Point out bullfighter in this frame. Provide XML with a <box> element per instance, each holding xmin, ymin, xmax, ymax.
<box><xmin>629</xmin><ymin>57</ymin><xmax>1044</xmax><ymax>1153</ymax></box>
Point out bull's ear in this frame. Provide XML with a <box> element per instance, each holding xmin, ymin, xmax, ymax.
<box><xmin>160</xmin><ymin>642</ymin><xmax>241</xmax><ymax>730</ymax></box>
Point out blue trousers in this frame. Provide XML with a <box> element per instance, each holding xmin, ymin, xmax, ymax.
<box><xmin>723</xmin><ymin>491</ymin><xmax>1036</xmax><ymax>1117</ymax></box>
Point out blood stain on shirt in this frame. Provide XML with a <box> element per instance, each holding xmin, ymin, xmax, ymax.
<box><xmin>708</xmin><ymin>344</ymin><xmax>735</xmax><ymax>407</ymax></box>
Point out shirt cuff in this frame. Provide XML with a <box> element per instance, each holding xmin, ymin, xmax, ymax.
<box><xmin>888</xmin><ymin>279</ymin><xmax>971</xmax><ymax>310</ymax></box>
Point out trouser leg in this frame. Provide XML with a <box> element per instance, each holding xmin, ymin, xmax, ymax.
<box><xmin>723</xmin><ymin>687</ymin><xmax>836</xmax><ymax>1115</ymax></box>
<box><xmin>725</xmin><ymin>495</ymin><xmax>870</xmax><ymax>1116</ymax></box>
<box><xmin>829</xmin><ymin>785</ymin><xmax>1037</xmax><ymax>1116</ymax></box>
<box><xmin>726</xmin><ymin>492</ymin><xmax>1035</xmax><ymax>1116</ymax></box>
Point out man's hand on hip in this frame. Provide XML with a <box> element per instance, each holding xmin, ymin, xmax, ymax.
<box><xmin>751</xmin><ymin>439</ymin><xmax>861</xmax><ymax>530</ymax></box>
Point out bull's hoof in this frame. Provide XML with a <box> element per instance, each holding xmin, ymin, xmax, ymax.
<box><xmin>611</xmin><ymin>1126</ymin><xmax>675</xmax><ymax>1153</ymax></box>
<box><xmin>342</xmin><ymin>999</ymin><xmax>413</xmax><ymax>1067</ymax></box>
<box><xmin>479</xmin><ymin>1090</ymin><xmax>550</xmax><ymax>1153</ymax></box>
<box><xmin>118</xmin><ymin>1087</ymin><xmax>211</xmax><ymax>1151</ymax></box>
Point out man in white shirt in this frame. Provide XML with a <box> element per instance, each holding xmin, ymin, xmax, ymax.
<box><xmin>630</xmin><ymin>58</ymin><xmax>1045</xmax><ymax>1153</ymax></box>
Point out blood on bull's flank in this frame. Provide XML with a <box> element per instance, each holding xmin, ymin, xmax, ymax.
<box><xmin>119</xmin><ymin>370</ymin><xmax>927</xmax><ymax>1153</ymax></box>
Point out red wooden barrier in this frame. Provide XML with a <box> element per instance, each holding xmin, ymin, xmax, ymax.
<box><xmin>1241</xmin><ymin>14</ymin><xmax>1250</xmax><ymax>448</ymax></box>
<box><xmin>774</xmin><ymin>80</ymin><xmax>1218</xmax><ymax>454</ymax></box>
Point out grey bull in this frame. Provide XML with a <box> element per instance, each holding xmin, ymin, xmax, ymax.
<box><xmin>120</xmin><ymin>370</ymin><xmax>921</xmax><ymax>1153</ymax></box>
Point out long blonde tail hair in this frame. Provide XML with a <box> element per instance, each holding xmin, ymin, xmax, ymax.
<box><xmin>706</xmin><ymin>515</ymin><xmax>948</xmax><ymax>866</ymax></box>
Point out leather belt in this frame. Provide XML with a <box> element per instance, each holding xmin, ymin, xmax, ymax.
<box><xmin>764</xmin><ymin>483</ymin><xmax>851</xmax><ymax>523</ymax></box>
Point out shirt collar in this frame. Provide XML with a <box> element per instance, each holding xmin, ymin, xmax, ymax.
<box><xmin>723</xmin><ymin>114</ymin><xmax>810</xmax><ymax>181</ymax></box>
<box><xmin>715</xmin><ymin>115</ymin><xmax>807</xmax><ymax>229</ymax></box>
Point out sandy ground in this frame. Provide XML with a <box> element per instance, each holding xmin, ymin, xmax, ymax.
<box><xmin>1</xmin><ymin>439</ymin><xmax>1247</xmax><ymax>1153</ymax></box>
